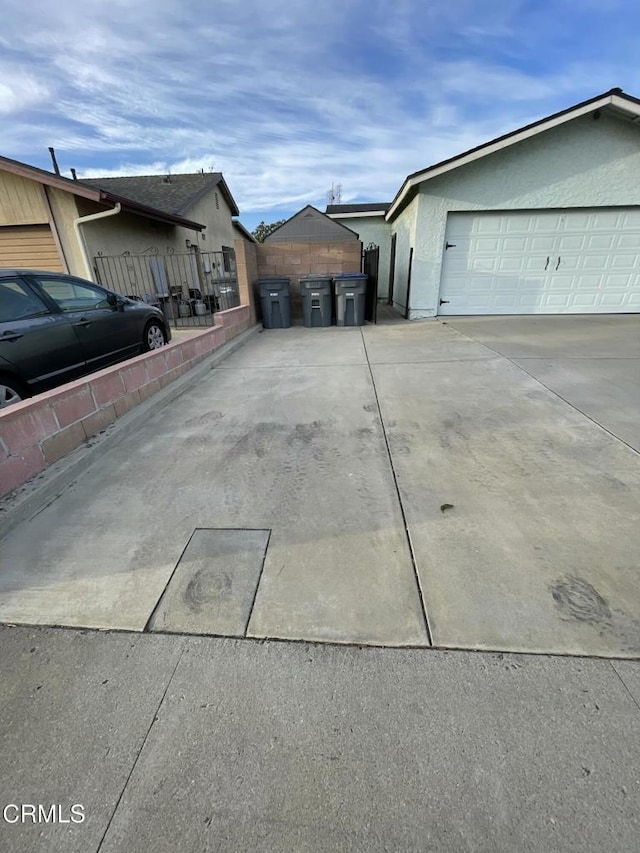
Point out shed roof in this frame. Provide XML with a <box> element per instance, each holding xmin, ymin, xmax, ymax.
<box><xmin>265</xmin><ymin>205</ymin><xmax>359</xmax><ymax>243</ymax></box>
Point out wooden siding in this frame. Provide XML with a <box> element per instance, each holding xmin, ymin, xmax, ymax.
<box><xmin>0</xmin><ymin>171</ymin><xmax>48</xmax><ymax>225</ymax></box>
<box><xmin>0</xmin><ymin>225</ymin><xmax>64</xmax><ymax>272</ymax></box>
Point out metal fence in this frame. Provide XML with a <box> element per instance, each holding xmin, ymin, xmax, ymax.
<box><xmin>93</xmin><ymin>249</ymin><xmax>240</xmax><ymax>327</ymax></box>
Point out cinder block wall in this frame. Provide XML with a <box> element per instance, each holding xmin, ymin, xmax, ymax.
<box><xmin>0</xmin><ymin>306</ymin><xmax>252</xmax><ymax>499</ymax></box>
<box><xmin>234</xmin><ymin>237</ymin><xmax>259</xmax><ymax>326</ymax></box>
<box><xmin>256</xmin><ymin>241</ymin><xmax>362</xmax><ymax>321</ymax></box>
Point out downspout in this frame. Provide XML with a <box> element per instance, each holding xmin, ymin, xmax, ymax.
<box><xmin>73</xmin><ymin>203</ymin><xmax>122</xmax><ymax>281</ymax></box>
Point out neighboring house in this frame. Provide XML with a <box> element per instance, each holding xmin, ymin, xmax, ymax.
<box><xmin>264</xmin><ymin>204</ymin><xmax>360</xmax><ymax>244</ymax></box>
<box><xmin>383</xmin><ymin>87</ymin><xmax>640</xmax><ymax>318</ymax></box>
<box><xmin>0</xmin><ymin>157</ymin><xmax>240</xmax><ymax>291</ymax></box>
<box><xmin>259</xmin><ymin>205</ymin><xmax>362</xmax><ymax>319</ymax></box>
<box><xmin>81</xmin><ymin>172</ymin><xmax>239</xmax><ymax>266</ymax></box>
<box><xmin>0</xmin><ymin>155</ymin><xmax>205</xmax><ymax>279</ymax></box>
<box><xmin>325</xmin><ymin>203</ymin><xmax>391</xmax><ymax>298</ymax></box>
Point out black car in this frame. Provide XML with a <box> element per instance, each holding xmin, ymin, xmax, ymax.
<box><xmin>0</xmin><ymin>269</ymin><xmax>171</xmax><ymax>407</ymax></box>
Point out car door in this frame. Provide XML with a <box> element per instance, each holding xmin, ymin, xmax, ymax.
<box><xmin>34</xmin><ymin>275</ymin><xmax>141</xmax><ymax>372</ymax></box>
<box><xmin>0</xmin><ymin>276</ymin><xmax>87</xmax><ymax>392</ymax></box>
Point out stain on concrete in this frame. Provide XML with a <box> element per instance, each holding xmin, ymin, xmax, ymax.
<box><xmin>184</xmin><ymin>568</ymin><xmax>232</xmax><ymax>613</ymax></box>
<box><xmin>440</xmin><ymin>412</ymin><xmax>468</xmax><ymax>449</ymax></box>
<box><xmin>551</xmin><ymin>576</ymin><xmax>612</xmax><ymax>625</ymax></box>
<box><xmin>183</xmin><ymin>410</ymin><xmax>225</xmax><ymax>428</ymax></box>
<box><xmin>550</xmin><ymin>575</ymin><xmax>640</xmax><ymax>654</ymax></box>
<box><xmin>362</xmin><ymin>403</ymin><xmax>377</xmax><ymax>413</ymax></box>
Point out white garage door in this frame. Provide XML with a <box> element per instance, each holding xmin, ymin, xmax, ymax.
<box><xmin>438</xmin><ymin>209</ymin><xmax>640</xmax><ymax>315</ymax></box>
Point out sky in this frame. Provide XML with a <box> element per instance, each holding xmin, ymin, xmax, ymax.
<box><xmin>1</xmin><ymin>0</ymin><xmax>639</xmax><ymax>233</ymax></box>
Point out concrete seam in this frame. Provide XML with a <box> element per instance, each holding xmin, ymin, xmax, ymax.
<box><xmin>143</xmin><ymin>529</ymin><xmax>199</xmax><ymax>633</ymax></box>
<box><xmin>5</xmin><ymin>621</ymin><xmax>640</xmax><ymax>659</ymax></box>
<box><xmin>359</xmin><ymin>328</ymin><xmax>434</xmax><ymax>646</ymax></box>
<box><xmin>447</xmin><ymin>321</ymin><xmax>640</xmax><ymax>458</ymax></box>
<box><xmin>610</xmin><ymin>661</ymin><xmax>640</xmax><ymax>714</ymax></box>
<box><xmin>244</xmin><ymin>529</ymin><xmax>272</xmax><ymax>637</ymax></box>
<box><xmin>94</xmin><ymin>642</ymin><xmax>186</xmax><ymax>853</ymax></box>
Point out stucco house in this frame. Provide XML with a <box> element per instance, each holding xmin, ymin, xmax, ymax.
<box><xmin>0</xmin><ymin>156</ymin><xmax>240</xmax><ymax>285</ymax></box>
<box><xmin>325</xmin><ymin>203</ymin><xmax>392</xmax><ymax>299</ymax></box>
<box><xmin>332</xmin><ymin>87</ymin><xmax>640</xmax><ymax>319</ymax></box>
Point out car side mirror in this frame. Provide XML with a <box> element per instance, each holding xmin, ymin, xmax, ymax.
<box><xmin>107</xmin><ymin>293</ymin><xmax>124</xmax><ymax>311</ymax></box>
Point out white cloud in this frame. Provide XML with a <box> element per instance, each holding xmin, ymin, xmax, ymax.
<box><xmin>0</xmin><ymin>0</ymin><xmax>637</xmax><ymax>223</ymax></box>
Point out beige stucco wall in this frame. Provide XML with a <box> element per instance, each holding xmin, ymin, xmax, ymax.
<box><xmin>46</xmin><ymin>187</ymin><xmax>85</xmax><ymax>276</ymax></box>
<box><xmin>331</xmin><ymin>215</ymin><xmax>392</xmax><ymax>298</ymax></box>
<box><xmin>389</xmin><ymin>196</ymin><xmax>418</xmax><ymax>314</ymax></box>
<box><xmin>394</xmin><ymin>111</ymin><xmax>640</xmax><ymax>318</ymax></box>
<box><xmin>184</xmin><ymin>189</ymin><xmax>237</xmax><ymax>254</ymax></box>
<box><xmin>76</xmin><ymin>197</ymin><xmax>190</xmax><ymax>267</ymax></box>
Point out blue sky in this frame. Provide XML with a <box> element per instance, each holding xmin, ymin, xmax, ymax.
<box><xmin>1</xmin><ymin>0</ymin><xmax>638</xmax><ymax>232</ymax></box>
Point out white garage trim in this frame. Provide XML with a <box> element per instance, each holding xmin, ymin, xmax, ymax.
<box><xmin>438</xmin><ymin>208</ymin><xmax>640</xmax><ymax>315</ymax></box>
<box><xmin>0</xmin><ymin>224</ymin><xmax>65</xmax><ymax>272</ymax></box>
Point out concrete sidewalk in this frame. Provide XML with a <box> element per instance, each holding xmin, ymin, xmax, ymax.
<box><xmin>1</xmin><ymin>625</ymin><xmax>639</xmax><ymax>853</ymax></box>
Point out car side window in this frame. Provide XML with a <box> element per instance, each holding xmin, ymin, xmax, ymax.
<box><xmin>0</xmin><ymin>279</ymin><xmax>50</xmax><ymax>322</ymax></box>
<box><xmin>37</xmin><ymin>277</ymin><xmax>111</xmax><ymax>312</ymax></box>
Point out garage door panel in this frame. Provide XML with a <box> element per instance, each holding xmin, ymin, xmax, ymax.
<box><xmin>439</xmin><ymin>208</ymin><xmax>640</xmax><ymax>315</ymax></box>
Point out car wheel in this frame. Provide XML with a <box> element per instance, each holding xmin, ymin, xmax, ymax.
<box><xmin>0</xmin><ymin>375</ymin><xmax>29</xmax><ymax>409</ymax></box>
<box><xmin>144</xmin><ymin>321</ymin><xmax>167</xmax><ymax>352</ymax></box>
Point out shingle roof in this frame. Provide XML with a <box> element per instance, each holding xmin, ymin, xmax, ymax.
<box><xmin>0</xmin><ymin>155</ymin><xmax>205</xmax><ymax>230</ymax></box>
<box><xmin>325</xmin><ymin>203</ymin><xmax>390</xmax><ymax>214</ymax></box>
<box><xmin>81</xmin><ymin>172</ymin><xmax>239</xmax><ymax>217</ymax></box>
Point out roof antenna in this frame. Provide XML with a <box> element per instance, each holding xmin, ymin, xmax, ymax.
<box><xmin>48</xmin><ymin>147</ymin><xmax>61</xmax><ymax>175</ymax></box>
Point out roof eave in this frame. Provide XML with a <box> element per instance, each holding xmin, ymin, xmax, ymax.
<box><xmin>99</xmin><ymin>191</ymin><xmax>205</xmax><ymax>230</ymax></box>
<box><xmin>327</xmin><ymin>210</ymin><xmax>387</xmax><ymax>219</ymax></box>
<box><xmin>0</xmin><ymin>155</ymin><xmax>103</xmax><ymax>202</ymax></box>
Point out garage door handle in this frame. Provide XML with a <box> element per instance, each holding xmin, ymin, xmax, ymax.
<box><xmin>0</xmin><ymin>331</ymin><xmax>23</xmax><ymax>342</ymax></box>
<box><xmin>72</xmin><ymin>320</ymin><xmax>92</xmax><ymax>328</ymax></box>
<box><xmin>439</xmin><ymin>299</ymin><xmax>450</xmax><ymax>305</ymax></box>
<box><xmin>445</xmin><ymin>242</ymin><xmax>456</xmax><ymax>250</ymax></box>
<box><xmin>544</xmin><ymin>256</ymin><xmax>550</xmax><ymax>270</ymax></box>
<box><xmin>555</xmin><ymin>256</ymin><xmax>561</xmax><ymax>270</ymax></box>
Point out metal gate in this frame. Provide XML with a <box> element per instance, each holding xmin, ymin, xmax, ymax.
<box><xmin>362</xmin><ymin>244</ymin><xmax>379</xmax><ymax>324</ymax></box>
<box><xmin>93</xmin><ymin>249</ymin><xmax>240</xmax><ymax>328</ymax></box>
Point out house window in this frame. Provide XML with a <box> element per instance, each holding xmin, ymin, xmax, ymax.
<box><xmin>221</xmin><ymin>246</ymin><xmax>236</xmax><ymax>273</ymax></box>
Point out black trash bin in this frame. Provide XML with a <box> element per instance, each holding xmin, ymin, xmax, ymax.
<box><xmin>258</xmin><ymin>277</ymin><xmax>291</xmax><ymax>329</ymax></box>
<box><xmin>333</xmin><ymin>274</ymin><xmax>368</xmax><ymax>326</ymax></box>
<box><xmin>300</xmin><ymin>275</ymin><xmax>333</xmax><ymax>328</ymax></box>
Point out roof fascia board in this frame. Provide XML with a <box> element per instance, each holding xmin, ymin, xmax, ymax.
<box><xmin>0</xmin><ymin>157</ymin><xmax>102</xmax><ymax>201</ymax></box>
<box><xmin>327</xmin><ymin>211</ymin><xmax>387</xmax><ymax>219</ymax></box>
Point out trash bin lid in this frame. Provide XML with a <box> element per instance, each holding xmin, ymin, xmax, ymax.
<box><xmin>300</xmin><ymin>276</ymin><xmax>332</xmax><ymax>290</ymax></box>
<box><xmin>258</xmin><ymin>277</ymin><xmax>290</xmax><ymax>294</ymax></box>
<box><xmin>332</xmin><ymin>273</ymin><xmax>368</xmax><ymax>280</ymax></box>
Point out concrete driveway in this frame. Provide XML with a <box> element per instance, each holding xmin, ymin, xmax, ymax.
<box><xmin>1</xmin><ymin>315</ymin><xmax>639</xmax><ymax>657</ymax></box>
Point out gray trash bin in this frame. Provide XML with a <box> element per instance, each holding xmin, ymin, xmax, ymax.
<box><xmin>333</xmin><ymin>274</ymin><xmax>368</xmax><ymax>326</ymax></box>
<box><xmin>300</xmin><ymin>275</ymin><xmax>333</xmax><ymax>328</ymax></box>
<box><xmin>258</xmin><ymin>277</ymin><xmax>291</xmax><ymax>329</ymax></box>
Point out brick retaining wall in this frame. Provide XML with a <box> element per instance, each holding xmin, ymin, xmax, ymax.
<box><xmin>0</xmin><ymin>305</ymin><xmax>251</xmax><ymax>498</ymax></box>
